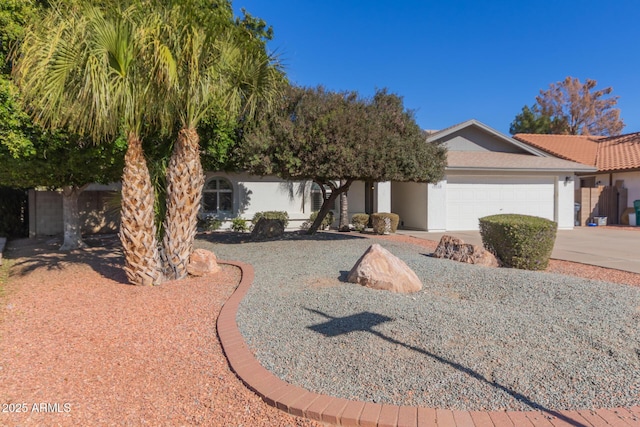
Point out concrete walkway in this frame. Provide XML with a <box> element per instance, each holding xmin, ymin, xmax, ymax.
<box><xmin>396</xmin><ymin>226</ymin><xmax>640</xmax><ymax>274</ymax></box>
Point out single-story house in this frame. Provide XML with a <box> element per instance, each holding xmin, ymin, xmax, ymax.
<box><xmin>27</xmin><ymin>119</ymin><xmax>596</xmax><ymax>237</ymax></box>
<box><xmin>514</xmin><ymin>132</ymin><xmax>640</xmax><ymax>225</ymax></box>
<box><xmin>391</xmin><ymin>120</ymin><xmax>596</xmax><ymax>231</ymax></box>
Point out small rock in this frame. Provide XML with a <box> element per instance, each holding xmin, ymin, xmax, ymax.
<box><xmin>347</xmin><ymin>244</ymin><xmax>423</xmax><ymax>293</ymax></box>
<box><xmin>251</xmin><ymin>218</ymin><xmax>285</xmax><ymax>240</ymax></box>
<box><xmin>432</xmin><ymin>235</ymin><xmax>500</xmax><ymax>267</ymax></box>
<box><xmin>187</xmin><ymin>249</ymin><xmax>221</xmax><ymax>277</ymax></box>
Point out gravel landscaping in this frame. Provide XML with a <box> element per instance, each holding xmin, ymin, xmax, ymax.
<box><xmin>198</xmin><ymin>232</ymin><xmax>640</xmax><ymax>412</ymax></box>
<box><xmin>0</xmin><ymin>236</ymin><xmax>321</xmax><ymax>427</ymax></box>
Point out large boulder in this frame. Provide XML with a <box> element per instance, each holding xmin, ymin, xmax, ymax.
<box><xmin>251</xmin><ymin>217</ymin><xmax>285</xmax><ymax>241</ymax></box>
<box><xmin>187</xmin><ymin>248</ymin><xmax>221</xmax><ymax>277</ymax></box>
<box><xmin>432</xmin><ymin>235</ymin><xmax>500</xmax><ymax>267</ymax></box>
<box><xmin>347</xmin><ymin>244</ymin><xmax>422</xmax><ymax>293</ymax></box>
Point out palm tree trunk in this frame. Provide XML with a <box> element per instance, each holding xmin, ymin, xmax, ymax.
<box><xmin>119</xmin><ymin>133</ymin><xmax>164</xmax><ymax>286</ymax></box>
<box><xmin>59</xmin><ymin>185</ymin><xmax>88</xmax><ymax>251</ymax></box>
<box><xmin>162</xmin><ymin>127</ymin><xmax>204</xmax><ymax>280</ymax></box>
<box><xmin>338</xmin><ymin>179</ymin><xmax>350</xmax><ymax>232</ymax></box>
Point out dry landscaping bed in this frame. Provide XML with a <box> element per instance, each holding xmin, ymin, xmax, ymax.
<box><xmin>0</xmin><ymin>231</ymin><xmax>638</xmax><ymax>425</ymax></box>
<box><xmin>0</xmin><ymin>236</ymin><xmax>319</xmax><ymax>427</ymax></box>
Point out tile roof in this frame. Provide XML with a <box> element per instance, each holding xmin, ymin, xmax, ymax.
<box><xmin>446</xmin><ymin>151</ymin><xmax>596</xmax><ymax>172</ymax></box>
<box><xmin>514</xmin><ymin>133</ymin><xmax>640</xmax><ymax>172</ymax></box>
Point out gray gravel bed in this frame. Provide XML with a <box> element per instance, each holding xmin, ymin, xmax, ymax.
<box><xmin>197</xmin><ymin>232</ymin><xmax>640</xmax><ymax>411</ymax></box>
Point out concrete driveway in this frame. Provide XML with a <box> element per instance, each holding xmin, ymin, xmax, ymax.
<box><xmin>396</xmin><ymin>227</ymin><xmax>640</xmax><ymax>273</ymax></box>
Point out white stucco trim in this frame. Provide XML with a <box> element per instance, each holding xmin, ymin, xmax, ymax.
<box><xmin>374</xmin><ymin>181</ymin><xmax>391</xmax><ymax>213</ymax></box>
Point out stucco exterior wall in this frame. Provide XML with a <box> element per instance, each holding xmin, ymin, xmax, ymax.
<box><xmin>28</xmin><ymin>189</ymin><xmax>120</xmax><ymax>237</ymax></box>
<box><xmin>204</xmin><ymin>172</ymin><xmax>311</xmax><ymax>228</ymax></box>
<box><xmin>426</xmin><ymin>180</ymin><xmax>447</xmax><ymax>231</ymax></box>
<box><xmin>375</xmin><ymin>181</ymin><xmax>391</xmax><ymax>213</ymax></box>
<box><xmin>391</xmin><ymin>182</ymin><xmax>427</xmax><ymax>230</ymax></box>
<box><xmin>613</xmin><ymin>171</ymin><xmax>640</xmax><ymax>208</ymax></box>
<box><xmin>347</xmin><ymin>181</ymin><xmax>366</xmax><ymax>216</ymax></box>
<box><xmin>29</xmin><ymin>190</ymin><xmax>62</xmax><ymax>236</ymax></box>
<box><xmin>556</xmin><ymin>175</ymin><xmax>576</xmax><ymax>229</ymax></box>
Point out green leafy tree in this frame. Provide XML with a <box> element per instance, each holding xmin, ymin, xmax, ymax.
<box><xmin>11</xmin><ymin>0</ymin><xmax>283</xmax><ymax>282</ymax></box>
<box><xmin>0</xmin><ymin>0</ymin><xmax>124</xmax><ymax>250</ymax></box>
<box><xmin>12</xmin><ymin>1</ymin><xmax>172</xmax><ymax>284</ymax></box>
<box><xmin>0</xmin><ymin>0</ymin><xmax>39</xmax><ymax>72</ymax></box>
<box><xmin>511</xmin><ymin>77</ymin><xmax>624</xmax><ymax>136</ymax></box>
<box><xmin>509</xmin><ymin>104</ymin><xmax>560</xmax><ymax>135</ymax></box>
<box><xmin>0</xmin><ymin>113</ymin><xmax>126</xmax><ymax>250</ymax></box>
<box><xmin>240</xmin><ymin>86</ymin><xmax>447</xmax><ymax>234</ymax></box>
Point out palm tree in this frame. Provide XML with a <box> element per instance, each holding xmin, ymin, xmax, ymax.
<box><xmin>12</xmin><ymin>2</ymin><xmax>168</xmax><ymax>285</ymax></box>
<box><xmin>157</xmin><ymin>3</ymin><xmax>285</xmax><ymax>280</ymax></box>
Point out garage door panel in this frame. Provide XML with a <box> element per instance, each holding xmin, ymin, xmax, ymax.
<box><xmin>446</xmin><ymin>176</ymin><xmax>555</xmax><ymax>230</ymax></box>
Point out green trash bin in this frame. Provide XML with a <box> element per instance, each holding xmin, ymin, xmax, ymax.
<box><xmin>634</xmin><ymin>200</ymin><xmax>640</xmax><ymax>226</ymax></box>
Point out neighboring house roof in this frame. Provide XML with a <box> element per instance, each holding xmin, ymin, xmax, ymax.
<box><xmin>513</xmin><ymin>132</ymin><xmax>640</xmax><ymax>172</ymax></box>
<box><xmin>447</xmin><ymin>151</ymin><xmax>597</xmax><ymax>172</ymax></box>
<box><xmin>427</xmin><ymin>119</ymin><xmax>597</xmax><ymax>173</ymax></box>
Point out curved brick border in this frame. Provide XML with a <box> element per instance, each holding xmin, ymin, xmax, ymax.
<box><xmin>217</xmin><ymin>261</ymin><xmax>640</xmax><ymax>427</ymax></box>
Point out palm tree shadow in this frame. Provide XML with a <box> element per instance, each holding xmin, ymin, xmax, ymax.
<box><xmin>6</xmin><ymin>235</ymin><xmax>129</xmax><ymax>284</ymax></box>
<box><xmin>304</xmin><ymin>308</ymin><xmax>588</xmax><ymax>427</ymax></box>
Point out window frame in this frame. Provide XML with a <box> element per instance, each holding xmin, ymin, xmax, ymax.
<box><xmin>201</xmin><ymin>176</ymin><xmax>233</xmax><ymax>215</ymax></box>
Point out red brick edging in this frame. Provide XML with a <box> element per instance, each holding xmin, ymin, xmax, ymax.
<box><xmin>217</xmin><ymin>261</ymin><xmax>640</xmax><ymax>427</ymax></box>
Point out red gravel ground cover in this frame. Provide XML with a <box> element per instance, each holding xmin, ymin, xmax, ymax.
<box><xmin>1</xmin><ymin>232</ymin><xmax>638</xmax><ymax>426</ymax></box>
<box><xmin>0</xmin><ymin>237</ymin><xmax>320</xmax><ymax>427</ymax></box>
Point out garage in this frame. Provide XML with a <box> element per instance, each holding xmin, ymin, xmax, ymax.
<box><xmin>391</xmin><ymin>120</ymin><xmax>598</xmax><ymax>232</ymax></box>
<box><xmin>445</xmin><ymin>175</ymin><xmax>555</xmax><ymax>230</ymax></box>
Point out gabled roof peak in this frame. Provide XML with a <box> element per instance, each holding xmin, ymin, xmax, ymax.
<box><xmin>427</xmin><ymin>119</ymin><xmax>549</xmax><ymax>157</ymax></box>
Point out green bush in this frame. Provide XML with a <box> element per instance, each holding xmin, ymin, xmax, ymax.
<box><xmin>308</xmin><ymin>210</ymin><xmax>334</xmax><ymax>230</ymax></box>
<box><xmin>351</xmin><ymin>213</ymin><xmax>369</xmax><ymax>232</ymax></box>
<box><xmin>251</xmin><ymin>211</ymin><xmax>289</xmax><ymax>228</ymax></box>
<box><xmin>371</xmin><ymin>213</ymin><xmax>399</xmax><ymax>234</ymax></box>
<box><xmin>198</xmin><ymin>216</ymin><xmax>222</xmax><ymax>231</ymax></box>
<box><xmin>479</xmin><ymin>214</ymin><xmax>557</xmax><ymax>270</ymax></box>
<box><xmin>230</xmin><ymin>217</ymin><xmax>248</xmax><ymax>232</ymax></box>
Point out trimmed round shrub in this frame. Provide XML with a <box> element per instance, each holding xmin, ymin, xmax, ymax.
<box><xmin>479</xmin><ymin>214</ymin><xmax>557</xmax><ymax>270</ymax></box>
<box><xmin>351</xmin><ymin>213</ymin><xmax>369</xmax><ymax>232</ymax></box>
<box><xmin>251</xmin><ymin>211</ymin><xmax>289</xmax><ymax>228</ymax></box>
<box><xmin>371</xmin><ymin>212</ymin><xmax>400</xmax><ymax>234</ymax></box>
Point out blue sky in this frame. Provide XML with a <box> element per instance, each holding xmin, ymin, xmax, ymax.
<box><xmin>232</xmin><ymin>1</ymin><xmax>640</xmax><ymax>135</ymax></box>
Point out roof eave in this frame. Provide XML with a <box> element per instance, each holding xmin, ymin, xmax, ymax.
<box><xmin>581</xmin><ymin>166</ymin><xmax>640</xmax><ymax>174</ymax></box>
<box><xmin>446</xmin><ymin>166</ymin><xmax>599</xmax><ymax>173</ymax></box>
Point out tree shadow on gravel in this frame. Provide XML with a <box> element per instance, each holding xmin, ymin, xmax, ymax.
<box><xmin>305</xmin><ymin>307</ymin><xmax>589</xmax><ymax>427</ymax></box>
<box><xmin>338</xmin><ymin>271</ymin><xmax>350</xmax><ymax>282</ymax></box>
<box><xmin>5</xmin><ymin>234</ymin><xmax>128</xmax><ymax>284</ymax></box>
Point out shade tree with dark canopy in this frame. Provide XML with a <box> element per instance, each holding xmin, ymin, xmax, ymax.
<box><xmin>240</xmin><ymin>86</ymin><xmax>447</xmax><ymax>234</ymax></box>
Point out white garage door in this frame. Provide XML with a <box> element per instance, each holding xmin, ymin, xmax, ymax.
<box><xmin>446</xmin><ymin>176</ymin><xmax>555</xmax><ymax>230</ymax></box>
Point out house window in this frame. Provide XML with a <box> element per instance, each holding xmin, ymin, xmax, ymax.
<box><xmin>311</xmin><ymin>182</ymin><xmax>336</xmax><ymax>212</ymax></box>
<box><xmin>202</xmin><ymin>177</ymin><xmax>233</xmax><ymax>214</ymax></box>
<box><xmin>580</xmin><ymin>177</ymin><xmax>596</xmax><ymax>188</ymax></box>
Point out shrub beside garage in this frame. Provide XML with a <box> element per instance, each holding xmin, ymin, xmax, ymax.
<box><xmin>371</xmin><ymin>213</ymin><xmax>400</xmax><ymax>234</ymax></box>
<box><xmin>479</xmin><ymin>214</ymin><xmax>557</xmax><ymax>270</ymax></box>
